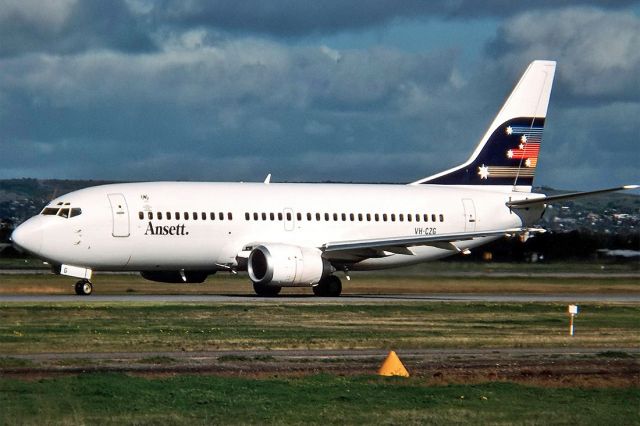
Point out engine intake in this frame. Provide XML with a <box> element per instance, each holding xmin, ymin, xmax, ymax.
<box><xmin>248</xmin><ymin>244</ymin><xmax>332</xmax><ymax>286</ymax></box>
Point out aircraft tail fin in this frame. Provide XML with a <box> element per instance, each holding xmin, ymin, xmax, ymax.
<box><xmin>411</xmin><ymin>60</ymin><xmax>556</xmax><ymax>191</ymax></box>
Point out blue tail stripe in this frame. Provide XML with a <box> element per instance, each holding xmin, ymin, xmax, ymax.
<box><xmin>424</xmin><ymin>117</ymin><xmax>545</xmax><ymax>186</ymax></box>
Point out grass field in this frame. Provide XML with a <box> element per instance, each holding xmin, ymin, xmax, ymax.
<box><xmin>1</xmin><ymin>271</ymin><xmax>639</xmax><ymax>295</ymax></box>
<box><xmin>1</xmin><ymin>374</ymin><xmax>638</xmax><ymax>425</ymax></box>
<box><xmin>1</xmin><ymin>303</ymin><xmax>638</xmax><ymax>354</ymax></box>
<box><xmin>1</xmin><ymin>269</ymin><xmax>638</xmax><ymax>424</ymax></box>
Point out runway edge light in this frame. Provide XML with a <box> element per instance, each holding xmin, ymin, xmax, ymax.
<box><xmin>378</xmin><ymin>351</ymin><xmax>410</xmax><ymax>377</ymax></box>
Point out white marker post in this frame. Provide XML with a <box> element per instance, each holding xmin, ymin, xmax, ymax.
<box><xmin>568</xmin><ymin>305</ymin><xmax>579</xmax><ymax>336</ymax></box>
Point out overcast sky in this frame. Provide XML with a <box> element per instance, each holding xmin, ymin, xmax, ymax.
<box><xmin>1</xmin><ymin>1</ymin><xmax>639</xmax><ymax>190</ymax></box>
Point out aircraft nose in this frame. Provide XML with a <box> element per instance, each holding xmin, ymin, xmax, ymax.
<box><xmin>11</xmin><ymin>218</ymin><xmax>43</xmax><ymax>255</ymax></box>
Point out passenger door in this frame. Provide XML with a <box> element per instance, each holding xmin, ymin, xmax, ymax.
<box><xmin>107</xmin><ymin>193</ymin><xmax>130</xmax><ymax>237</ymax></box>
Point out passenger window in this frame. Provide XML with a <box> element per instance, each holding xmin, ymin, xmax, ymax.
<box><xmin>399</xmin><ymin>214</ymin><xmax>404</xmax><ymax>222</ymax></box>
<box><xmin>211</xmin><ymin>212</ymin><xmax>216</xmax><ymax>220</ymax></box>
<box><xmin>297</xmin><ymin>213</ymin><xmax>302</xmax><ymax>221</ymax></box>
<box><xmin>262</xmin><ymin>213</ymin><xmax>267</xmax><ymax>221</ymax></box>
<box><xmin>341</xmin><ymin>213</ymin><xmax>346</xmax><ymax>221</ymax></box>
<box><xmin>70</xmin><ymin>208</ymin><xmax>82</xmax><ymax>218</ymax></box>
<box><xmin>439</xmin><ymin>214</ymin><xmax>444</xmax><ymax>222</ymax></box>
<box><xmin>167</xmin><ymin>212</ymin><xmax>172</xmax><ymax>220</ymax></box>
<box><xmin>287</xmin><ymin>212</ymin><xmax>292</xmax><ymax>221</ymax></box>
<box><xmin>271</xmin><ymin>213</ymin><xmax>276</xmax><ymax>221</ymax></box>
<box><xmin>315</xmin><ymin>213</ymin><xmax>320</xmax><ymax>221</ymax></box>
<box><xmin>157</xmin><ymin>212</ymin><xmax>163</xmax><ymax>220</ymax></box>
<box><xmin>184</xmin><ymin>212</ymin><xmax>189</xmax><ymax>220</ymax></box>
<box><xmin>366</xmin><ymin>213</ymin><xmax>371</xmax><ymax>221</ymax></box>
<box><xmin>358</xmin><ymin>213</ymin><xmax>363</xmax><ymax>221</ymax></box>
<box><xmin>307</xmin><ymin>213</ymin><xmax>312</xmax><ymax>221</ymax></box>
<box><xmin>192</xmin><ymin>212</ymin><xmax>197</xmax><ymax>220</ymax></box>
<box><xmin>432</xmin><ymin>214</ymin><xmax>436</xmax><ymax>222</ymax></box>
<box><xmin>333</xmin><ymin>213</ymin><xmax>338</xmax><ymax>221</ymax></box>
<box><xmin>391</xmin><ymin>214</ymin><xmax>396</xmax><ymax>222</ymax></box>
<box><xmin>423</xmin><ymin>214</ymin><xmax>429</xmax><ymax>222</ymax></box>
<box><xmin>350</xmin><ymin>213</ymin><xmax>355</xmax><ymax>221</ymax></box>
<box><xmin>148</xmin><ymin>212</ymin><xmax>153</xmax><ymax>220</ymax></box>
<box><xmin>415</xmin><ymin>214</ymin><xmax>420</xmax><ymax>222</ymax></box>
<box><xmin>219</xmin><ymin>212</ymin><xmax>224</xmax><ymax>221</ymax></box>
<box><xmin>245</xmin><ymin>212</ymin><xmax>250</xmax><ymax>220</ymax></box>
<box><xmin>228</xmin><ymin>212</ymin><xmax>233</xmax><ymax>220</ymax></box>
<box><xmin>374</xmin><ymin>213</ymin><xmax>379</xmax><ymax>222</ymax></box>
<box><xmin>407</xmin><ymin>214</ymin><xmax>412</xmax><ymax>222</ymax></box>
<box><xmin>138</xmin><ymin>212</ymin><xmax>144</xmax><ymax>220</ymax></box>
<box><xmin>383</xmin><ymin>214</ymin><xmax>388</xmax><ymax>222</ymax></box>
<box><xmin>202</xmin><ymin>212</ymin><xmax>206</xmax><ymax>220</ymax></box>
<box><xmin>324</xmin><ymin>213</ymin><xmax>329</xmax><ymax>221</ymax></box>
<box><xmin>253</xmin><ymin>212</ymin><xmax>258</xmax><ymax>221</ymax></box>
<box><xmin>278</xmin><ymin>212</ymin><xmax>283</xmax><ymax>221</ymax></box>
<box><xmin>176</xmin><ymin>212</ymin><xmax>181</xmax><ymax>220</ymax></box>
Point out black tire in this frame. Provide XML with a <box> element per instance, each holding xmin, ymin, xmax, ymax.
<box><xmin>252</xmin><ymin>282</ymin><xmax>281</xmax><ymax>297</ymax></box>
<box><xmin>75</xmin><ymin>280</ymin><xmax>93</xmax><ymax>296</ymax></box>
<box><xmin>314</xmin><ymin>276</ymin><xmax>342</xmax><ymax>297</ymax></box>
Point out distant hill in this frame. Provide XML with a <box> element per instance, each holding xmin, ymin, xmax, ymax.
<box><xmin>0</xmin><ymin>179</ymin><xmax>119</xmax><ymax>225</ymax></box>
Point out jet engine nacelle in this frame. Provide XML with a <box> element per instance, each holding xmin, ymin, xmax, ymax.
<box><xmin>248</xmin><ymin>244</ymin><xmax>333</xmax><ymax>286</ymax></box>
<box><xmin>140</xmin><ymin>270</ymin><xmax>213</xmax><ymax>283</ymax></box>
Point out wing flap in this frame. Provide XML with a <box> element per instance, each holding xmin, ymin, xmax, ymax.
<box><xmin>323</xmin><ymin>228</ymin><xmax>526</xmax><ymax>254</ymax></box>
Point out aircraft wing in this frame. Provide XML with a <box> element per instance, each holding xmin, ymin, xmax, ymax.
<box><xmin>507</xmin><ymin>185</ymin><xmax>638</xmax><ymax>208</ymax></box>
<box><xmin>322</xmin><ymin>228</ymin><xmax>532</xmax><ymax>261</ymax></box>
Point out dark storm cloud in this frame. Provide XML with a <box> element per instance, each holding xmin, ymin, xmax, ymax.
<box><xmin>483</xmin><ymin>7</ymin><xmax>640</xmax><ymax>189</ymax></box>
<box><xmin>487</xmin><ymin>7</ymin><xmax>640</xmax><ymax>104</ymax></box>
<box><xmin>153</xmin><ymin>0</ymin><xmax>637</xmax><ymax>36</ymax></box>
<box><xmin>0</xmin><ymin>1</ymin><xmax>637</xmax><ymax>190</ymax></box>
<box><xmin>0</xmin><ymin>0</ymin><xmax>155</xmax><ymax>57</ymax></box>
<box><xmin>0</xmin><ymin>39</ymin><xmax>461</xmax><ymax>182</ymax></box>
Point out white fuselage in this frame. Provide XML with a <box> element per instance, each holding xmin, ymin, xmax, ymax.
<box><xmin>14</xmin><ymin>182</ymin><xmax>542</xmax><ymax>273</ymax></box>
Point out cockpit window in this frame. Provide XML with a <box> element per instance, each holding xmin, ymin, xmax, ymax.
<box><xmin>41</xmin><ymin>206</ymin><xmax>82</xmax><ymax>218</ymax></box>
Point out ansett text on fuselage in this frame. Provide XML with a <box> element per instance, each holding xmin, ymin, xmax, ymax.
<box><xmin>144</xmin><ymin>222</ymin><xmax>188</xmax><ymax>236</ymax></box>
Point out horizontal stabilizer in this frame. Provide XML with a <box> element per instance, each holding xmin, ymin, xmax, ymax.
<box><xmin>507</xmin><ymin>185</ymin><xmax>639</xmax><ymax>208</ymax></box>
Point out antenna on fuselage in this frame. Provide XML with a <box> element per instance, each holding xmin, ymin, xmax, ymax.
<box><xmin>264</xmin><ymin>173</ymin><xmax>272</xmax><ymax>184</ymax></box>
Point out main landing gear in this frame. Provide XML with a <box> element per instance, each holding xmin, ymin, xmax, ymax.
<box><xmin>252</xmin><ymin>281</ymin><xmax>281</xmax><ymax>297</ymax></box>
<box><xmin>74</xmin><ymin>279</ymin><xmax>93</xmax><ymax>296</ymax></box>
<box><xmin>251</xmin><ymin>275</ymin><xmax>342</xmax><ymax>297</ymax></box>
<box><xmin>313</xmin><ymin>275</ymin><xmax>342</xmax><ymax>297</ymax></box>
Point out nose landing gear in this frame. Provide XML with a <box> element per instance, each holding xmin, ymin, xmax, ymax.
<box><xmin>74</xmin><ymin>279</ymin><xmax>93</xmax><ymax>296</ymax></box>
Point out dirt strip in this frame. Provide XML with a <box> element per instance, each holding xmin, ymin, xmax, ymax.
<box><xmin>2</xmin><ymin>347</ymin><xmax>638</xmax><ymax>388</ymax></box>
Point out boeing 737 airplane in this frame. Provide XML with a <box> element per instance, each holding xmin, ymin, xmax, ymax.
<box><xmin>10</xmin><ymin>60</ymin><xmax>637</xmax><ymax>296</ymax></box>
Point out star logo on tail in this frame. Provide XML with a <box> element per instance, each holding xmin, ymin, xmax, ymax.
<box><xmin>478</xmin><ymin>164</ymin><xmax>489</xmax><ymax>179</ymax></box>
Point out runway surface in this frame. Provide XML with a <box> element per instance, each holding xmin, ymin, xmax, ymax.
<box><xmin>3</xmin><ymin>269</ymin><xmax>640</xmax><ymax>278</ymax></box>
<box><xmin>2</xmin><ymin>293</ymin><xmax>639</xmax><ymax>303</ymax></box>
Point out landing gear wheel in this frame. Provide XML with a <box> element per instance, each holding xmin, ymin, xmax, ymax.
<box><xmin>313</xmin><ymin>275</ymin><xmax>342</xmax><ymax>297</ymax></box>
<box><xmin>252</xmin><ymin>282</ymin><xmax>281</xmax><ymax>297</ymax></box>
<box><xmin>74</xmin><ymin>279</ymin><xmax>93</xmax><ymax>296</ymax></box>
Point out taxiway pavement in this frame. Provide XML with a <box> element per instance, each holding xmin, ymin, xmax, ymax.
<box><xmin>1</xmin><ymin>293</ymin><xmax>639</xmax><ymax>303</ymax></box>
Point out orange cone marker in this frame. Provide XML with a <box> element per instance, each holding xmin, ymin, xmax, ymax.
<box><xmin>378</xmin><ymin>350</ymin><xmax>409</xmax><ymax>377</ymax></box>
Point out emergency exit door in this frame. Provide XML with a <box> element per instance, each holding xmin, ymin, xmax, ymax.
<box><xmin>462</xmin><ymin>198</ymin><xmax>477</xmax><ymax>232</ymax></box>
